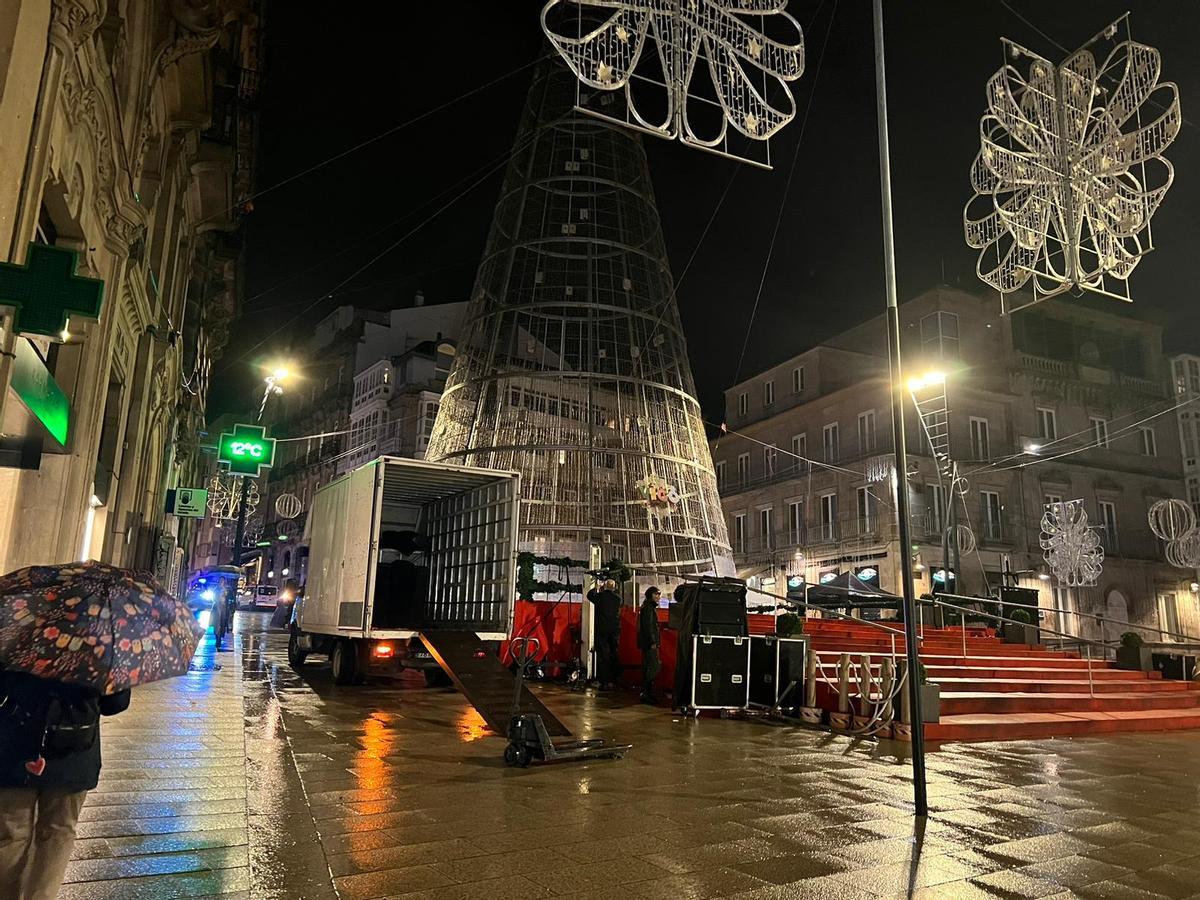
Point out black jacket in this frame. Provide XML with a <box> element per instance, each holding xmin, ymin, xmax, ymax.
<box><xmin>638</xmin><ymin>599</ymin><xmax>661</xmax><ymax>651</ymax></box>
<box><xmin>587</xmin><ymin>589</ymin><xmax>622</xmax><ymax>638</ymax></box>
<box><xmin>0</xmin><ymin>671</ymin><xmax>130</xmax><ymax>791</ymax></box>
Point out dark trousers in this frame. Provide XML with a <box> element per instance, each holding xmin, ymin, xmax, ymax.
<box><xmin>595</xmin><ymin>632</ymin><xmax>621</xmax><ymax>684</ymax></box>
<box><xmin>641</xmin><ymin>646</ymin><xmax>661</xmax><ymax>696</ymax></box>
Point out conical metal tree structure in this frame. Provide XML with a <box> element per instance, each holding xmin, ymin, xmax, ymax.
<box><xmin>426</xmin><ymin>60</ymin><xmax>731</xmax><ymax>576</ymax></box>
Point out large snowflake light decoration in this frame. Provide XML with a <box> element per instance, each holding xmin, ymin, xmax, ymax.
<box><xmin>541</xmin><ymin>0</ymin><xmax>804</xmax><ymax>167</ymax></box>
<box><xmin>1040</xmin><ymin>500</ymin><xmax>1104</xmax><ymax>587</ymax></box>
<box><xmin>964</xmin><ymin>17</ymin><xmax>1181</xmax><ymax>313</ymax></box>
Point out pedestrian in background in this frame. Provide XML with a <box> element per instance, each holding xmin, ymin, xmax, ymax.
<box><xmin>586</xmin><ymin>578</ymin><xmax>622</xmax><ymax>690</ymax></box>
<box><xmin>639</xmin><ymin>586</ymin><xmax>662</xmax><ymax>704</ymax></box>
<box><xmin>0</xmin><ymin>670</ymin><xmax>130</xmax><ymax>898</ymax></box>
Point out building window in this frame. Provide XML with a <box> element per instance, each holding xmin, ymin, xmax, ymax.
<box><xmin>788</xmin><ymin>501</ymin><xmax>804</xmax><ymax>545</ymax></box>
<box><xmin>823</xmin><ymin>423</ymin><xmax>839</xmax><ymax>464</ymax></box>
<box><xmin>981</xmin><ymin>490</ymin><xmax>1003</xmax><ymax>540</ymax></box>
<box><xmin>737</xmin><ymin>452</ymin><xmax>750</xmax><ymax>485</ymax></box>
<box><xmin>969</xmin><ymin>417</ymin><xmax>990</xmax><ymax>461</ymax></box>
<box><xmin>920</xmin><ymin>311</ymin><xmax>960</xmax><ymax>359</ymax></box>
<box><xmin>1159</xmin><ymin>593</ymin><xmax>1182</xmax><ymax>642</ymax></box>
<box><xmin>856</xmin><ymin>486</ymin><xmax>874</xmax><ymax>534</ymax></box>
<box><xmin>1191</xmin><ymin>359</ymin><xmax>1200</xmax><ymax>393</ymax></box>
<box><xmin>1052</xmin><ymin>586</ymin><xmax>1074</xmax><ymax>636</ymax></box>
<box><xmin>857</xmin><ymin>410</ymin><xmax>876</xmax><ymax>455</ymax></box>
<box><xmin>1188</xmin><ymin>479</ymin><xmax>1200</xmax><ymax>519</ymax></box>
<box><xmin>792</xmin><ymin>366</ymin><xmax>804</xmax><ymax>394</ymax></box>
<box><xmin>715</xmin><ymin>460</ymin><xmax>726</xmax><ymax>488</ymax></box>
<box><xmin>733</xmin><ymin>514</ymin><xmax>746</xmax><ymax>553</ymax></box>
<box><xmin>764</xmin><ymin>445</ymin><xmax>778</xmax><ymax>477</ymax></box>
<box><xmin>925</xmin><ymin>483</ymin><xmax>945</xmax><ymax>535</ymax></box>
<box><xmin>1140</xmin><ymin>427</ymin><xmax>1157</xmax><ymax>457</ymax></box>
<box><xmin>1099</xmin><ymin>500</ymin><xmax>1118</xmax><ymax>553</ymax></box>
<box><xmin>1044</xmin><ymin>492</ymin><xmax>1063</xmax><ymax>509</ymax></box>
<box><xmin>1037</xmin><ymin>407</ymin><xmax>1057</xmax><ymax>441</ymax></box>
<box><xmin>1090</xmin><ymin>417</ymin><xmax>1109</xmax><ymax>448</ymax></box>
<box><xmin>759</xmin><ymin>507</ymin><xmax>773</xmax><ymax>549</ymax></box>
<box><xmin>791</xmin><ymin>433</ymin><xmax>807</xmax><ymax>473</ymax></box>
<box><xmin>738</xmin><ymin>392</ymin><xmax>748</xmax><ymax>417</ymax></box>
<box><xmin>764</xmin><ymin>380</ymin><xmax>775</xmax><ymax>407</ymax></box>
<box><xmin>820</xmin><ymin>492</ymin><xmax>837</xmax><ymax>541</ymax></box>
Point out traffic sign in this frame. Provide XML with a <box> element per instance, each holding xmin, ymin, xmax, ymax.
<box><xmin>166</xmin><ymin>487</ymin><xmax>208</xmax><ymax>518</ymax></box>
<box><xmin>217</xmin><ymin>424</ymin><xmax>276</xmax><ymax>477</ymax></box>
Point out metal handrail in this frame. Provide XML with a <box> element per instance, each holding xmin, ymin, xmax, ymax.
<box><xmin>929</xmin><ymin>594</ymin><xmax>1113</xmax><ymax>655</ymax></box>
<box><xmin>1004</xmin><ymin>598</ymin><xmax>1200</xmax><ymax>646</ymax></box>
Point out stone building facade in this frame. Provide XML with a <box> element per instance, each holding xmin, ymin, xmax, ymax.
<box><xmin>0</xmin><ymin>0</ymin><xmax>260</xmax><ymax>588</ymax></box>
<box><xmin>711</xmin><ymin>286</ymin><xmax>1198</xmax><ymax>641</ymax></box>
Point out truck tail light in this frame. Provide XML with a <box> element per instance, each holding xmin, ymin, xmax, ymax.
<box><xmin>373</xmin><ymin>642</ymin><xmax>395</xmax><ymax>659</ymax></box>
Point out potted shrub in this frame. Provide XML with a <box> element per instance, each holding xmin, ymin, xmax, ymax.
<box><xmin>776</xmin><ymin>612</ymin><xmax>803</xmax><ymax>637</ymax></box>
<box><xmin>1003</xmin><ymin>607</ymin><xmax>1040</xmax><ymax>646</ymax></box>
<box><xmin>1116</xmin><ymin>631</ymin><xmax>1153</xmax><ymax>672</ymax></box>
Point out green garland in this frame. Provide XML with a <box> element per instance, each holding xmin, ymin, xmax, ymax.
<box><xmin>516</xmin><ymin>552</ymin><xmax>587</xmax><ymax>600</ymax></box>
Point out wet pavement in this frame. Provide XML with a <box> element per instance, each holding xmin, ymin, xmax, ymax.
<box><xmin>64</xmin><ymin>612</ymin><xmax>1200</xmax><ymax>899</ymax></box>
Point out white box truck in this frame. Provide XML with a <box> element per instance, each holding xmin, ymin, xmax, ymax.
<box><xmin>288</xmin><ymin>456</ymin><xmax>521</xmax><ymax>685</ymax></box>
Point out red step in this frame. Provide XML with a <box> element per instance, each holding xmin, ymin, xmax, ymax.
<box><xmin>803</xmin><ymin>620</ymin><xmax>1200</xmax><ymax>741</ymax></box>
<box><xmin>939</xmin><ymin>691</ymin><xmax>1200</xmax><ymax>715</ymax></box>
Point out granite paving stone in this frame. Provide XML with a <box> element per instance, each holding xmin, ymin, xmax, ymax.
<box><xmin>64</xmin><ymin>613</ymin><xmax>1200</xmax><ymax>899</ymax></box>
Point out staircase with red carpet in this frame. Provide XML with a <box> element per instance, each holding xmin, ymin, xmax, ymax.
<box><xmin>799</xmin><ymin>618</ymin><xmax>1200</xmax><ymax>741</ymax></box>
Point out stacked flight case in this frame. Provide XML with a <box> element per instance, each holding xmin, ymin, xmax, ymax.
<box><xmin>749</xmin><ymin>635</ymin><xmax>808</xmax><ymax>713</ymax></box>
<box><xmin>673</xmin><ymin>578</ymin><xmax>751</xmax><ymax>712</ymax></box>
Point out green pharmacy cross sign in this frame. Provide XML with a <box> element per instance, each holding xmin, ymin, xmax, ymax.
<box><xmin>217</xmin><ymin>424</ymin><xmax>276</xmax><ymax>477</ymax></box>
<box><xmin>0</xmin><ymin>244</ymin><xmax>105</xmax><ymax>337</ymax></box>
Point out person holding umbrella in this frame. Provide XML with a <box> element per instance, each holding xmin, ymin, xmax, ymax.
<box><xmin>0</xmin><ymin>562</ymin><xmax>204</xmax><ymax>898</ymax></box>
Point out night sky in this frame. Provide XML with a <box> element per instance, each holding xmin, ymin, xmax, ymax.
<box><xmin>210</xmin><ymin>1</ymin><xmax>1200</xmax><ymax>422</ymax></box>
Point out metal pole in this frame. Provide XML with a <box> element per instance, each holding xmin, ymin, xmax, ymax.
<box><xmin>232</xmin><ymin>476</ymin><xmax>249</xmax><ymax>567</ymax></box>
<box><xmin>873</xmin><ymin>0</ymin><xmax>927</xmax><ymax>818</ymax></box>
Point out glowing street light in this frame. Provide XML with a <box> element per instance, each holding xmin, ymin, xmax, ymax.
<box><xmin>907</xmin><ymin>371</ymin><xmax>946</xmax><ymax>393</ymax></box>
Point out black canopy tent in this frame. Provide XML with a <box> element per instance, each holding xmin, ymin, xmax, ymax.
<box><xmin>805</xmin><ymin>572</ymin><xmax>902</xmax><ymax>615</ymax></box>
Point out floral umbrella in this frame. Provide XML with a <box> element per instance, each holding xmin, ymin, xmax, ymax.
<box><xmin>0</xmin><ymin>561</ymin><xmax>204</xmax><ymax>695</ymax></box>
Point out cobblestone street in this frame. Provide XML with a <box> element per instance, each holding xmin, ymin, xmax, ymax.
<box><xmin>55</xmin><ymin>613</ymin><xmax>1200</xmax><ymax>899</ymax></box>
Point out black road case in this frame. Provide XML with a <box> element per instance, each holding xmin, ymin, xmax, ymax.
<box><xmin>749</xmin><ymin>635</ymin><xmax>808</xmax><ymax>710</ymax></box>
<box><xmin>691</xmin><ymin>634</ymin><xmax>750</xmax><ymax>710</ymax></box>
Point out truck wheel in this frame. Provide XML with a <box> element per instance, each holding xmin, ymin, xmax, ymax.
<box><xmin>424</xmin><ymin>668</ymin><xmax>452</xmax><ymax>688</ymax></box>
<box><xmin>288</xmin><ymin>631</ymin><xmax>308</xmax><ymax>671</ymax></box>
<box><xmin>331</xmin><ymin>639</ymin><xmax>359</xmax><ymax>685</ymax></box>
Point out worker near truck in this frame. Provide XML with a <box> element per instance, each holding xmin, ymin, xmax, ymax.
<box><xmin>586</xmin><ymin>579</ymin><xmax>622</xmax><ymax>690</ymax></box>
<box><xmin>638</xmin><ymin>586</ymin><xmax>662</xmax><ymax>704</ymax></box>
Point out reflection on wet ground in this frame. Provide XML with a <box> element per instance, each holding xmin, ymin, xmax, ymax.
<box><xmin>65</xmin><ymin>612</ymin><xmax>1200</xmax><ymax>899</ymax></box>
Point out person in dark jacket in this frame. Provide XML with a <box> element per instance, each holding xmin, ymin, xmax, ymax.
<box><xmin>586</xmin><ymin>579</ymin><xmax>622</xmax><ymax>689</ymax></box>
<box><xmin>638</xmin><ymin>587</ymin><xmax>663</xmax><ymax>704</ymax></box>
<box><xmin>0</xmin><ymin>671</ymin><xmax>130</xmax><ymax>898</ymax></box>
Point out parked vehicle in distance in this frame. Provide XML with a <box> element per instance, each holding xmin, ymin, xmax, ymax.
<box><xmin>288</xmin><ymin>456</ymin><xmax>520</xmax><ymax>685</ymax></box>
<box><xmin>241</xmin><ymin>584</ymin><xmax>278</xmax><ymax>609</ymax></box>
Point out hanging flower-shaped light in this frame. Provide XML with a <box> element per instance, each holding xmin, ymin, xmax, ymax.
<box><xmin>1040</xmin><ymin>500</ymin><xmax>1104</xmax><ymax>587</ymax></box>
<box><xmin>541</xmin><ymin>0</ymin><xmax>804</xmax><ymax>159</ymax></box>
<box><xmin>964</xmin><ymin>19</ymin><xmax>1180</xmax><ymax>311</ymax></box>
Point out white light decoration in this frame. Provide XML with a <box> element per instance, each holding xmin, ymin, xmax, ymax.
<box><xmin>541</xmin><ymin>0</ymin><xmax>805</xmax><ymax>167</ymax></box>
<box><xmin>207</xmin><ymin>473</ymin><xmax>259</xmax><ymax>522</ymax></box>
<box><xmin>964</xmin><ymin>16</ymin><xmax>1181</xmax><ymax>313</ymax></box>
<box><xmin>952</xmin><ymin>524</ymin><xmax>976</xmax><ymax>555</ymax></box>
<box><xmin>1148</xmin><ymin>497</ymin><xmax>1194</xmax><ymax>541</ymax></box>
<box><xmin>1165</xmin><ymin>531</ymin><xmax>1200</xmax><ymax>569</ymax></box>
<box><xmin>274</xmin><ymin>492</ymin><xmax>303</xmax><ymax>520</ymax></box>
<box><xmin>1040</xmin><ymin>499</ymin><xmax>1104</xmax><ymax>587</ymax></box>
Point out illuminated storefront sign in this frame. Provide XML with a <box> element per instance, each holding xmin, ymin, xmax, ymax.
<box><xmin>217</xmin><ymin>424</ymin><xmax>276</xmax><ymax>477</ymax></box>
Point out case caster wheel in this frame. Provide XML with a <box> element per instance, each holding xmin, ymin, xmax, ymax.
<box><xmin>504</xmin><ymin>743</ymin><xmax>531</xmax><ymax>768</ymax></box>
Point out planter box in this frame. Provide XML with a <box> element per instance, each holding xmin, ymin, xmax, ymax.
<box><xmin>1003</xmin><ymin>623</ymin><xmax>1040</xmax><ymax>646</ymax></box>
<box><xmin>920</xmin><ymin>683</ymin><xmax>940</xmax><ymax>723</ymax></box>
<box><xmin>1116</xmin><ymin>646</ymin><xmax>1154</xmax><ymax>672</ymax></box>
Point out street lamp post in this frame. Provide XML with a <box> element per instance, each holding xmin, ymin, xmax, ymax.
<box><xmin>872</xmin><ymin>0</ymin><xmax>928</xmax><ymax>817</ymax></box>
<box><xmin>233</xmin><ymin>367</ymin><xmax>289</xmax><ymax>567</ymax></box>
